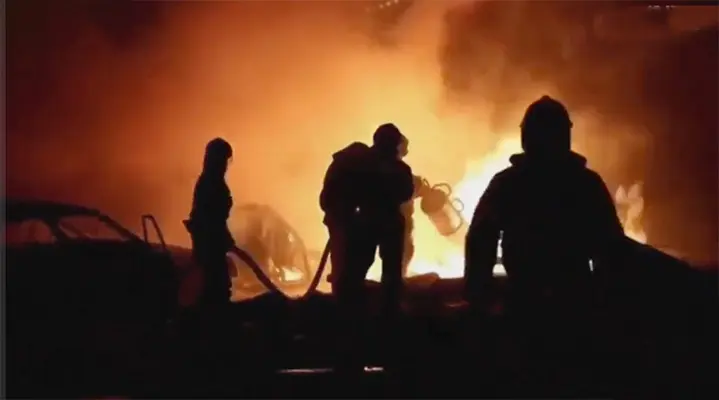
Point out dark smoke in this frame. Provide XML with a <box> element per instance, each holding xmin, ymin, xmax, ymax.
<box><xmin>434</xmin><ymin>1</ymin><xmax>718</xmax><ymax>263</ymax></box>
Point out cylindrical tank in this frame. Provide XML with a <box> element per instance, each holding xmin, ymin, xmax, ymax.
<box><xmin>419</xmin><ymin>181</ymin><xmax>466</xmax><ymax>237</ymax></box>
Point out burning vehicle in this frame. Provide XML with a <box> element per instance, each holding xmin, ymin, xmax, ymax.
<box><xmin>229</xmin><ymin>203</ymin><xmax>321</xmax><ymax>298</ymax></box>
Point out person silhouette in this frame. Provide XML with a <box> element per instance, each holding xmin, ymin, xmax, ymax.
<box><xmin>464</xmin><ymin>96</ymin><xmax>625</xmax><ymax>395</ymax></box>
<box><xmin>319</xmin><ymin>123</ymin><xmax>415</xmax><ymax>372</ymax></box>
<box><xmin>185</xmin><ymin>138</ymin><xmax>235</xmax><ymax>309</ymax></box>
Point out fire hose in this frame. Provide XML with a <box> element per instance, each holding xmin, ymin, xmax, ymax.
<box><xmin>226</xmin><ymin>203</ymin><xmax>333</xmax><ymax>300</ymax></box>
<box><xmin>225</xmin><ymin>178</ymin><xmax>465</xmax><ymax>301</ymax></box>
<box><xmin>228</xmin><ymin>239</ymin><xmax>331</xmax><ymax>301</ymax></box>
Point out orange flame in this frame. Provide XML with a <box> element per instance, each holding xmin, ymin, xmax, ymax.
<box><xmin>364</xmin><ymin>137</ymin><xmax>646</xmax><ymax>281</ymax></box>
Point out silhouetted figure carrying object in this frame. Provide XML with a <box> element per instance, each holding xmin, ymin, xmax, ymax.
<box><xmin>464</xmin><ymin>96</ymin><xmax>626</xmax><ymax>395</ymax></box>
<box><xmin>319</xmin><ymin>123</ymin><xmax>415</xmax><ymax>372</ymax></box>
<box><xmin>184</xmin><ymin>138</ymin><xmax>236</xmax><ymax>310</ymax></box>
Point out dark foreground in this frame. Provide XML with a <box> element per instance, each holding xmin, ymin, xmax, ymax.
<box><xmin>9</xmin><ymin>267</ymin><xmax>719</xmax><ymax>399</ymax></box>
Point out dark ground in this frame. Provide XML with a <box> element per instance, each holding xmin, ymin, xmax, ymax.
<box><xmin>8</xmin><ymin>262</ymin><xmax>719</xmax><ymax>399</ymax></box>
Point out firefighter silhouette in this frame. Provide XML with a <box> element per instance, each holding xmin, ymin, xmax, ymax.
<box><xmin>185</xmin><ymin>138</ymin><xmax>235</xmax><ymax>308</ymax></box>
<box><xmin>464</xmin><ymin>96</ymin><xmax>626</xmax><ymax>393</ymax></box>
<box><xmin>320</xmin><ymin>124</ymin><xmax>414</xmax><ymax>310</ymax></box>
<box><xmin>319</xmin><ymin>123</ymin><xmax>415</xmax><ymax>371</ymax></box>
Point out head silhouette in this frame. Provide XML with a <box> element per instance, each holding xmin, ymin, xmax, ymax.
<box><xmin>520</xmin><ymin>96</ymin><xmax>573</xmax><ymax>157</ymax></box>
<box><xmin>372</xmin><ymin>123</ymin><xmax>407</xmax><ymax>159</ymax></box>
<box><xmin>202</xmin><ymin>137</ymin><xmax>233</xmax><ymax>176</ymax></box>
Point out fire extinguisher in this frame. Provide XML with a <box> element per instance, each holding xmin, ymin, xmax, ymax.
<box><xmin>415</xmin><ymin>176</ymin><xmax>467</xmax><ymax>237</ymax></box>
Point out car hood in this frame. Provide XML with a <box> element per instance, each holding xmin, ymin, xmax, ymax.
<box><xmin>8</xmin><ymin>240</ymin><xmax>161</xmax><ymax>260</ymax></box>
<box><xmin>7</xmin><ymin>241</ymin><xmax>182</xmax><ymax>303</ymax></box>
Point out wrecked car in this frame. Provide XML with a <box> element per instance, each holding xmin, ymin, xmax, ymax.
<box><xmin>4</xmin><ymin>199</ymin><xmax>181</xmax><ymax>330</ymax></box>
<box><xmin>4</xmin><ymin>198</ymin><xmax>188</xmax><ymax>393</ymax></box>
<box><xmin>229</xmin><ymin>203</ymin><xmax>319</xmax><ymax>298</ymax></box>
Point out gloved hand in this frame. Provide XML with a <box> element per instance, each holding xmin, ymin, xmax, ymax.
<box><xmin>412</xmin><ymin>175</ymin><xmax>430</xmax><ymax>198</ymax></box>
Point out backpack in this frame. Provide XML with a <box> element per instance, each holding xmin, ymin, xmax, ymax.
<box><xmin>319</xmin><ymin>142</ymin><xmax>373</xmax><ymax>217</ymax></box>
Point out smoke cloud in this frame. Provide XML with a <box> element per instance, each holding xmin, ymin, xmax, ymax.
<box><xmin>6</xmin><ymin>1</ymin><xmax>716</xmax><ymax>261</ymax></box>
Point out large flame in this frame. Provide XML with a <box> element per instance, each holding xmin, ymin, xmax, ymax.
<box><xmin>245</xmin><ymin>135</ymin><xmax>648</xmax><ymax>294</ymax></box>
<box><xmin>363</xmin><ymin>137</ymin><xmax>647</xmax><ymax>282</ymax></box>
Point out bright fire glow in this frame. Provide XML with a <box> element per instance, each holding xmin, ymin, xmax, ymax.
<box><xmin>361</xmin><ymin>136</ymin><xmax>647</xmax><ymax>282</ymax></box>
<box><xmin>282</xmin><ymin>266</ymin><xmax>306</xmax><ymax>282</ymax></box>
<box><xmin>615</xmin><ymin>182</ymin><xmax>647</xmax><ymax>243</ymax></box>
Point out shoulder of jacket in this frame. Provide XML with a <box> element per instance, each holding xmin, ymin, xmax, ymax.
<box><xmin>577</xmin><ymin>167</ymin><xmax>606</xmax><ymax>188</ymax></box>
<box><xmin>492</xmin><ymin>165</ymin><xmax>516</xmax><ymax>185</ymax></box>
<box><xmin>398</xmin><ymin>160</ymin><xmax>413</xmax><ymax>173</ymax></box>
